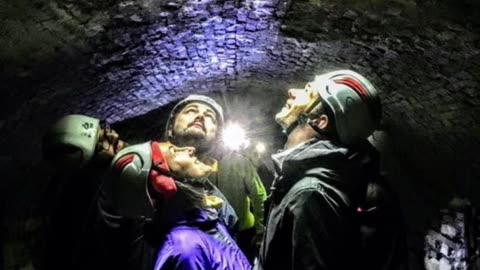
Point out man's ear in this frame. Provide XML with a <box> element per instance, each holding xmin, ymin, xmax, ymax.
<box><xmin>311</xmin><ymin>114</ymin><xmax>329</xmax><ymax>131</ymax></box>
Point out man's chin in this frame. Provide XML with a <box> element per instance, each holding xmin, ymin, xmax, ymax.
<box><xmin>185</xmin><ymin>128</ymin><xmax>206</xmax><ymax>138</ymax></box>
<box><xmin>275</xmin><ymin>114</ymin><xmax>290</xmax><ymax>129</ymax></box>
<box><xmin>174</xmin><ymin>133</ymin><xmax>212</xmax><ymax>151</ymax></box>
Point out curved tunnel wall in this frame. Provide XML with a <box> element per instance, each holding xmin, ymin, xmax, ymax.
<box><xmin>1</xmin><ymin>0</ymin><xmax>480</xmax><ymax>269</ymax></box>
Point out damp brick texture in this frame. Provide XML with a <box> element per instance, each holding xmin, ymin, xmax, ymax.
<box><xmin>1</xmin><ymin>0</ymin><xmax>480</xmax><ymax>269</ymax></box>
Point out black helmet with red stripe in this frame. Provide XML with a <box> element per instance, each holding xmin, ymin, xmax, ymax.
<box><xmin>311</xmin><ymin>70</ymin><xmax>382</xmax><ymax>145</ymax></box>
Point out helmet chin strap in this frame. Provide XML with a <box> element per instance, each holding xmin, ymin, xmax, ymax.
<box><xmin>151</xmin><ymin>163</ymin><xmax>175</xmax><ymax>178</ymax></box>
<box><xmin>283</xmin><ymin>113</ymin><xmax>309</xmax><ymax>135</ymax></box>
<box><xmin>283</xmin><ymin>97</ymin><xmax>323</xmax><ymax>136</ymax></box>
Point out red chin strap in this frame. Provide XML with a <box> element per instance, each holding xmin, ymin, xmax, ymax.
<box><xmin>150</xmin><ymin>141</ymin><xmax>177</xmax><ymax>200</ymax></box>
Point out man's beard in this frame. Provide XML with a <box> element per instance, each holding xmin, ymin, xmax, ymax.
<box><xmin>171</xmin><ymin>131</ymin><xmax>213</xmax><ymax>155</ymax></box>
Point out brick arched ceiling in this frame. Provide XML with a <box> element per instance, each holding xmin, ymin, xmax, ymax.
<box><xmin>1</xmin><ymin>1</ymin><xmax>480</xmax><ymax>266</ymax></box>
<box><xmin>2</xmin><ymin>0</ymin><xmax>479</xmax><ymax>196</ymax></box>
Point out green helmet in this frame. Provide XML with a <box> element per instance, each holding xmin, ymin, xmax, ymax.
<box><xmin>43</xmin><ymin>114</ymin><xmax>100</xmax><ymax>168</ymax></box>
<box><xmin>165</xmin><ymin>94</ymin><xmax>224</xmax><ymax>140</ymax></box>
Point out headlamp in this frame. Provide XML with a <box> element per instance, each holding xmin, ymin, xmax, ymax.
<box><xmin>255</xmin><ymin>142</ymin><xmax>266</xmax><ymax>154</ymax></box>
<box><xmin>222</xmin><ymin>122</ymin><xmax>250</xmax><ymax>151</ymax></box>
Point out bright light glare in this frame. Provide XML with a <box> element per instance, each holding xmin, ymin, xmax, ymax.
<box><xmin>222</xmin><ymin>123</ymin><xmax>250</xmax><ymax>151</ymax></box>
<box><xmin>255</xmin><ymin>142</ymin><xmax>266</xmax><ymax>154</ymax></box>
<box><xmin>293</xmin><ymin>89</ymin><xmax>310</xmax><ymax>105</ymax></box>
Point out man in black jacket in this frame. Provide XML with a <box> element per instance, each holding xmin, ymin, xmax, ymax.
<box><xmin>255</xmin><ymin>70</ymin><xmax>382</xmax><ymax>270</ymax></box>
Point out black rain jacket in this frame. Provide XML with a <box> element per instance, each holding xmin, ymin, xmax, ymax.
<box><xmin>255</xmin><ymin>138</ymin><xmax>371</xmax><ymax>270</ymax></box>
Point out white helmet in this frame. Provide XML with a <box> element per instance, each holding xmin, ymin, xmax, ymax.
<box><xmin>165</xmin><ymin>94</ymin><xmax>224</xmax><ymax>140</ymax></box>
<box><xmin>310</xmin><ymin>70</ymin><xmax>382</xmax><ymax>145</ymax></box>
<box><xmin>42</xmin><ymin>114</ymin><xmax>100</xmax><ymax>168</ymax></box>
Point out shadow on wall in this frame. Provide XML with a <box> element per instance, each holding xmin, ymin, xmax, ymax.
<box><xmin>369</xmin><ymin>129</ymin><xmax>479</xmax><ymax>270</ymax></box>
<box><xmin>369</xmin><ymin>130</ymin><xmax>428</xmax><ymax>270</ymax></box>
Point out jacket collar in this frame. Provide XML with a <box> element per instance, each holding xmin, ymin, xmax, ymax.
<box><xmin>272</xmin><ymin>138</ymin><xmax>349</xmax><ymax>175</ymax></box>
<box><xmin>270</xmin><ymin>138</ymin><xmax>352</xmax><ymax>195</ymax></box>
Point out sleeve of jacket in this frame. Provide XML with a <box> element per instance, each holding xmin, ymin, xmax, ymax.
<box><xmin>240</xmin><ymin>157</ymin><xmax>267</xmax><ymax>233</ymax></box>
<box><xmin>245</xmin><ymin>164</ymin><xmax>267</xmax><ymax>234</ymax></box>
<box><xmin>287</xmin><ymin>179</ymin><xmax>352</xmax><ymax>270</ymax></box>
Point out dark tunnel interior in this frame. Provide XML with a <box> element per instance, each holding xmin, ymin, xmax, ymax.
<box><xmin>1</xmin><ymin>0</ymin><xmax>480</xmax><ymax>269</ymax></box>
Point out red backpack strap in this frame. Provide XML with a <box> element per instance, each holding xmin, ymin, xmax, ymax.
<box><xmin>149</xmin><ymin>141</ymin><xmax>177</xmax><ymax>200</ymax></box>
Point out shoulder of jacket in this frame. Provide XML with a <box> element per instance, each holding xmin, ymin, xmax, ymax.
<box><xmin>168</xmin><ymin>227</ymin><xmax>209</xmax><ymax>253</ymax></box>
<box><xmin>291</xmin><ymin>176</ymin><xmax>323</xmax><ymax>191</ymax></box>
<box><xmin>284</xmin><ymin>177</ymin><xmax>325</xmax><ymax>202</ymax></box>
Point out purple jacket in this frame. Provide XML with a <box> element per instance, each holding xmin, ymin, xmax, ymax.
<box><xmin>154</xmin><ymin>210</ymin><xmax>251</xmax><ymax>270</ymax></box>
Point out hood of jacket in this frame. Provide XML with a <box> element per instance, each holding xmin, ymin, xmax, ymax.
<box><xmin>271</xmin><ymin>138</ymin><xmax>373</xmax><ymax>203</ymax></box>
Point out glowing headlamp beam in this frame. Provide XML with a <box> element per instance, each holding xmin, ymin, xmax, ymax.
<box><xmin>255</xmin><ymin>142</ymin><xmax>266</xmax><ymax>154</ymax></box>
<box><xmin>222</xmin><ymin>123</ymin><xmax>250</xmax><ymax>151</ymax></box>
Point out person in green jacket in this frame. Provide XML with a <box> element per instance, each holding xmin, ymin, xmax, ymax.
<box><xmin>210</xmin><ymin>150</ymin><xmax>267</xmax><ymax>263</ymax></box>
